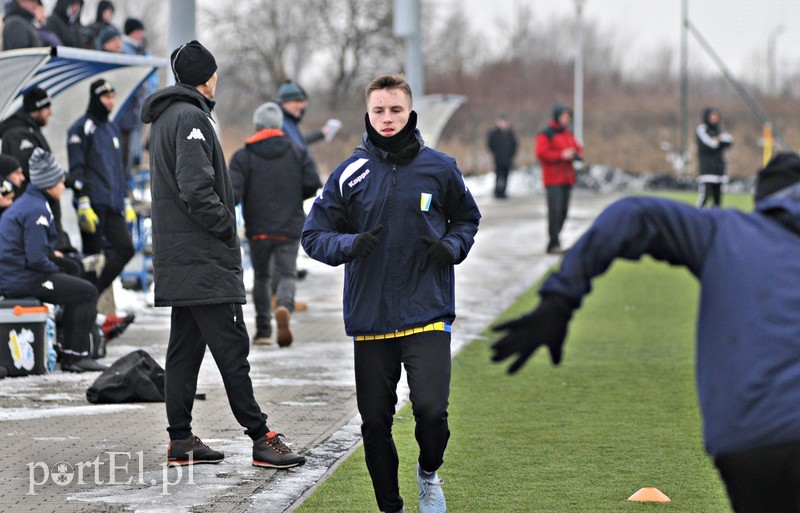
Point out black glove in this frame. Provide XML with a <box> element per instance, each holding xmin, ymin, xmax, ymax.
<box><xmin>491</xmin><ymin>294</ymin><xmax>574</xmax><ymax>374</ymax></box>
<box><xmin>352</xmin><ymin>225</ymin><xmax>384</xmax><ymax>257</ymax></box>
<box><xmin>421</xmin><ymin>236</ymin><xmax>454</xmax><ymax>266</ymax></box>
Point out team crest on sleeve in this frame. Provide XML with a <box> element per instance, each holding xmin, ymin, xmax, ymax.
<box><xmin>187</xmin><ymin>128</ymin><xmax>206</xmax><ymax>141</ymax></box>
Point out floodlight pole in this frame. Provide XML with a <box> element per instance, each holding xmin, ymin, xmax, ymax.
<box><xmin>573</xmin><ymin>0</ymin><xmax>586</xmax><ymax>144</ymax></box>
<box><xmin>168</xmin><ymin>0</ymin><xmax>197</xmax><ymax>80</ymax></box>
<box><xmin>394</xmin><ymin>0</ymin><xmax>424</xmax><ymax>100</ymax></box>
<box><xmin>679</xmin><ymin>0</ymin><xmax>689</xmax><ymax>177</ymax></box>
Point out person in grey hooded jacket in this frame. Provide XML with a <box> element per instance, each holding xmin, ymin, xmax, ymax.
<box><xmin>141</xmin><ymin>40</ymin><xmax>304</xmax><ymax>470</ymax></box>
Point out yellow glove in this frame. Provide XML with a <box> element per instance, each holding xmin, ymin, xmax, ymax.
<box><xmin>77</xmin><ymin>196</ymin><xmax>99</xmax><ymax>234</ymax></box>
<box><xmin>124</xmin><ymin>198</ymin><xmax>137</xmax><ymax>224</ymax></box>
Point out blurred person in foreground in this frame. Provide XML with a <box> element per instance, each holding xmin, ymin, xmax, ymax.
<box><xmin>535</xmin><ymin>102</ymin><xmax>583</xmax><ymax>255</ymax></box>
<box><xmin>303</xmin><ymin>73</ymin><xmax>481</xmax><ymax>513</ymax></box>
<box><xmin>229</xmin><ymin>102</ymin><xmax>320</xmax><ymax>347</ymax></box>
<box><xmin>492</xmin><ymin>152</ymin><xmax>800</xmax><ymax>513</ymax></box>
<box><xmin>0</xmin><ymin>155</ymin><xmax>25</xmax><ymax>217</ymax></box>
<box><xmin>141</xmin><ymin>40</ymin><xmax>305</xmax><ymax>469</ymax></box>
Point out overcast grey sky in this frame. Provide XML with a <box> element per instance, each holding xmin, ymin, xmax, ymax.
<box><xmin>459</xmin><ymin>0</ymin><xmax>800</xmax><ymax>86</ymax></box>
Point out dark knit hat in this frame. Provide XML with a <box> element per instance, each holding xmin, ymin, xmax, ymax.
<box><xmin>170</xmin><ymin>40</ymin><xmax>217</xmax><ymax>86</ymax></box>
<box><xmin>96</xmin><ymin>0</ymin><xmax>114</xmax><ymax>21</ymax></box>
<box><xmin>275</xmin><ymin>80</ymin><xmax>307</xmax><ymax>103</ymax></box>
<box><xmin>28</xmin><ymin>148</ymin><xmax>65</xmax><ymax>190</ymax></box>
<box><xmin>124</xmin><ymin>17</ymin><xmax>144</xmax><ymax>35</ymax></box>
<box><xmin>90</xmin><ymin>78</ymin><xmax>114</xmax><ymax>98</ymax></box>
<box><xmin>253</xmin><ymin>102</ymin><xmax>283</xmax><ymax>130</ymax></box>
<box><xmin>95</xmin><ymin>25</ymin><xmax>121</xmax><ymax>49</ymax></box>
<box><xmin>23</xmin><ymin>87</ymin><xmax>51</xmax><ymax>112</ymax></box>
<box><xmin>552</xmin><ymin>102</ymin><xmax>572</xmax><ymax>121</ymax></box>
<box><xmin>0</xmin><ymin>155</ymin><xmax>21</xmax><ymax>178</ymax></box>
<box><xmin>755</xmin><ymin>152</ymin><xmax>800</xmax><ymax>201</ymax></box>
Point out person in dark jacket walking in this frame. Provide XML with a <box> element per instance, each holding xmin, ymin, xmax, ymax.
<box><xmin>140</xmin><ymin>40</ymin><xmax>305</xmax><ymax>469</ymax></box>
<box><xmin>696</xmin><ymin>107</ymin><xmax>733</xmax><ymax>208</ymax></box>
<box><xmin>67</xmin><ymin>78</ymin><xmax>135</xmax><ymax>294</ymax></box>
<box><xmin>535</xmin><ymin>102</ymin><xmax>583</xmax><ymax>255</ymax></box>
<box><xmin>302</xmin><ymin>73</ymin><xmax>481</xmax><ymax>513</ymax></box>
<box><xmin>274</xmin><ymin>80</ymin><xmax>340</xmax><ymax>158</ymax></box>
<box><xmin>2</xmin><ymin>0</ymin><xmax>43</xmax><ymax>50</ymax></box>
<box><xmin>0</xmin><ymin>87</ymin><xmax>53</xmax><ymax>188</ymax></box>
<box><xmin>84</xmin><ymin>0</ymin><xmax>114</xmax><ymax>49</ymax></box>
<box><xmin>230</xmin><ymin>102</ymin><xmax>320</xmax><ymax>347</ymax></box>
<box><xmin>486</xmin><ymin>114</ymin><xmax>518</xmax><ymax>199</ymax></box>
<box><xmin>492</xmin><ymin>151</ymin><xmax>800</xmax><ymax>513</ymax></box>
<box><xmin>44</xmin><ymin>0</ymin><xmax>84</xmax><ymax>48</ymax></box>
<box><xmin>0</xmin><ymin>148</ymin><xmax>104</xmax><ymax>373</ymax></box>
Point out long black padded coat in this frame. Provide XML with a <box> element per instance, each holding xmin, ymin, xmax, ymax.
<box><xmin>141</xmin><ymin>84</ymin><xmax>245</xmax><ymax>307</ymax></box>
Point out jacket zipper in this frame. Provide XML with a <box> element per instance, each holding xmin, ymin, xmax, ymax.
<box><xmin>389</xmin><ymin>164</ymin><xmax>397</xmax><ymax>328</ymax></box>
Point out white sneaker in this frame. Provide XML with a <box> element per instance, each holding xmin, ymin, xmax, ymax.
<box><xmin>417</xmin><ymin>463</ymin><xmax>446</xmax><ymax>513</ymax></box>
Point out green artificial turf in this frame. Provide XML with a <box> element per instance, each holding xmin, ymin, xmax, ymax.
<box><xmin>296</xmin><ymin>192</ymin><xmax>753</xmax><ymax>513</ymax></box>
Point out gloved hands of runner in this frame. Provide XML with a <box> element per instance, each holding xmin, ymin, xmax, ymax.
<box><xmin>421</xmin><ymin>236</ymin><xmax>454</xmax><ymax>266</ymax></box>
<box><xmin>491</xmin><ymin>294</ymin><xmax>574</xmax><ymax>374</ymax></box>
<box><xmin>77</xmin><ymin>196</ymin><xmax>99</xmax><ymax>234</ymax></box>
<box><xmin>352</xmin><ymin>225</ymin><xmax>384</xmax><ymax>258</ymax></box>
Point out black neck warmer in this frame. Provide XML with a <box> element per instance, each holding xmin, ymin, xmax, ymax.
<box><xmin>365</xmin><ymin>110</ymin><xmax>420</xmax><ymax>165</ymax></box>
<box><xmin>88</xmin><ymin>94</ymin><xmax>110</xmax><ymax>122</ymax></box>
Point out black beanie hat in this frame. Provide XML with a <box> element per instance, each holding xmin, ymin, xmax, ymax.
<box><xmin>88</xmin><ymin>78</ymin><xmax>114</xmax><ymax>120</ymax></box>
<box><xmin>0</xmin><ymin>155</ymin><xmax>21</xmax><ymax>178</ymax></box>
<box><xmin>171</xmin><ymin>40</ymin><xmax>217</xmax><ymax>87</ymax></box>
<box><xmin>124</xmin><ymin>17</ymin><xmax>144</xmax><ymax>35</ymax></box>
<box><xmin>754</xmin><ymin>152</ymin><xmax>800</xmax><ymax>201</ymax></box>
<box><xmin>96</xmin><ymin>0</ymin><xmax>114</xmax><ymax>21</ymax></box>
<box><xmin>23</xmin><ymin>87</ymin><xmax>51</xmax><ymax>113</ymax></box>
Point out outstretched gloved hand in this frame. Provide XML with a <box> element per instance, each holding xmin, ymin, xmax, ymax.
<box><xmin>491</xmin><ymin>294</ymin><xmax>574</xmax><ymax>374</ymax></box>
<box><xmin>421</xmin><ymin>236</ymin><xmax>454</xmax><ymax>266</ymax></box>
<box><xmin>352</xmin><ymin>225</ymin><xmax>384</xmax><ymax>258</ymax></box>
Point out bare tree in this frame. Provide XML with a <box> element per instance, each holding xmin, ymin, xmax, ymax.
<box><xmin>313</xmin><ymin>0</ymin><xmax>399</xmax><ymax>109</ymax></box>
<box><xmin>201</xmin><ymin>0</ymin><xmax>322</xmax><ymax>120</ymax></box>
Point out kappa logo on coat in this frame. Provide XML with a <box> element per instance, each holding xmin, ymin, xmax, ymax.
<box><xmin>36</xmin><ymin>215</ymin><xmax>49</xmax><ymax>227</ymax></box>
<box><xmin>83</xmin><ymin>119</ymin><xmax>96</xmax><ymax>135</ymax></box>
<box><xmin>186</xmin><ymin>128</ymin><xmax>206</xmax><ymax>141</ymax></box>
<box><xmin>19</xmin><ymin>139</ymin><xmax>34</xmax><ymax>151</ymax></box>
<box><xmin>68</xmin><ymin>134</ymin><xmax>82</xmax><ymax>144</ymax></box>
<box><xmin>42</xmin><ymin>280</ymin><xmax>54</xmax><ymax>290</ymax></box>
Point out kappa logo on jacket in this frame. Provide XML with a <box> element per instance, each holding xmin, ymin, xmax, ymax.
<box><xmin>19</xmin><ymin>139</ymin><xmax>34</xmax><ymax>151</ymax></box>
<box><xmin>35</xmin><ymin>215</ymin><xmax>49</xmax><ymax>227</ymax></box>
<box><xmin>338</xmin><ymin>158</ymin><xmax>369</xmax><ymax>195</ymax></box>
<box><xmin>186</xmin><ymin>128</ymin><xmax>206</xmax><ymax>141</ymax></box>
<box><xmin>68</xmin><ymin>134</ymin><xmax>81</xmax><ymax>144</ymax></box>
<box><xmin>83</xmin><ymin>119</ymin><xmax>96</xmax><ymax>136</ymax></box>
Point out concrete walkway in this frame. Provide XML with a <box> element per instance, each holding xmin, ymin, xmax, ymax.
<box><xmin>0</xmin><ymin>185</ymin><xmax>619</xmax><ymax>513</ymax></box>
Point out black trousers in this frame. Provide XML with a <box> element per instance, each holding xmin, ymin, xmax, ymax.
<box><xmin>80</xmin><ymin>206</ymin><xmax>135</xmax><ymax>294</ymax></box>
<box><xmin>354</xmin><ymin>331</ymin><xmax>451</xmax><ymax>513</ymax></box>
<box><xmin>8</xmin><ymin>273</ymin><xmax>97</xmax><ymax>357</ymax></box>
<box><xmin>165</xmin><ymin>303</ymin><xmax>268</xmax><ymax>441</ymax></box>
<box><xmin>250</xmin><ymin>238</ymin><xmax>298</xmax><ymax>332</ymax></box>
<box><xmin>714</xmin><ymin>440</ymin><xmax>800</xmax><ymax>513</ymax></box>
<box><xmin>546</xmin><ymin>185</ymin><xmax>572</xmax><ymax>250</ymax></box>
<box><xmin>698</xmin><ymin>182</ymin><xmax>722</xmax><ymax>208</ymax></box>
<box><xmin>494</xmin><ymin>163</ymin><xmax>510</xmax><ymax>198</ymax></box>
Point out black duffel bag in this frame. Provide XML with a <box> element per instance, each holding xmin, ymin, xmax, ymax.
<box><xmin>86</xmin><ymin>349</ymin><xmax>165</xmax><ymax>403</ymax></box>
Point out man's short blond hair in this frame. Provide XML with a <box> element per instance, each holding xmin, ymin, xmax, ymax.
<box><xmin>365</xmin><ymin>73</ymin><xmax>412</xmax><ymax>106</ymax></box>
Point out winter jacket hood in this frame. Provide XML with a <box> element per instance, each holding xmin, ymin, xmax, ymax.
<box><xmin>141</xmin><ymin>84</ymin><xmax>215</xmax><ymax>124</ymax></box>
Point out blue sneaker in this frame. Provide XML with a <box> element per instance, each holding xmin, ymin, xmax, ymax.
<box><xmin>417</xmin><ymin>463</ymin><xmax>446</xmax><ymax>512</ymax></box>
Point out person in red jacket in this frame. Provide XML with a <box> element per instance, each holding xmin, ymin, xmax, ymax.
<box><xmin>535</xmin><ymin>103</ymin><xmax>583</xmax><ymax>254</ymax></box>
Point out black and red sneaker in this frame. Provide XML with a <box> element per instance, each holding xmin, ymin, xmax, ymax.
<box><xmin>102</xmin><ymin>314</ymin><xmax>135</xmax><ymax>341</ymax></box>
<box><xmin>252</xmin><ymin>431</ymin><xmax>305</xmax><ymax>468</ymax></box>
<box><xmin>167</xmin><ymin>436</ymin><xmax>224</xmax><ymax>466</ymax></box>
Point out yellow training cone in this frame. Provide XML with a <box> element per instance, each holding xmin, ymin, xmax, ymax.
<box><xmin>627</xmin><ymin>487</ymin><xmax>671</xmax><ymax>502</ymax></box>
